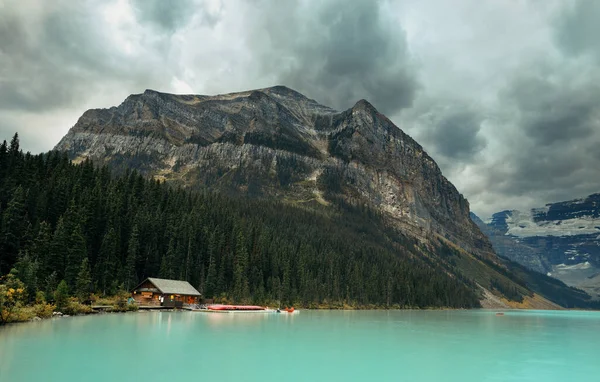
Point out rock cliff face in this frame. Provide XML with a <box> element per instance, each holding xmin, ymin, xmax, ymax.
<box><xmin>55</xmin><ymin>86</ymin><xmax>495</xmax><ymax>260</ymax></box>
<box><xmin>472</xmin><ymin>194</ymin><xmax>600</xmax><ymax>297</ymax></box>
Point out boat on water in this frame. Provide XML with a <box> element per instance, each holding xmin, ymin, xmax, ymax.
<box><xmin>208</xmin><ymin>304</ymin><xmax>267</xmax><ymax>311</ymax></box>
<box><xmin>190</xmin><ymin>304</ymin><xmax>298</xmax><ymax>314</ymax></box>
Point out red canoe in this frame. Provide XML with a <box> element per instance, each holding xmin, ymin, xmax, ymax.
<box><xmin>207</xmin><ymin>304</ymin><xmax>266</xmax><ymax>311</ymax></box>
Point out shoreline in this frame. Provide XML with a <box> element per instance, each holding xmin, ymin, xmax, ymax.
<box><xmin>4</xmin><ymin>305</ymin><xmax>599</xmax><ymax>329</ymax></box>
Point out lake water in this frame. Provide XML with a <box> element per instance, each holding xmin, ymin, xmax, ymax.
<box><xmin>1</xmin><ymin>310</ymin><xmax>599</xmax><ymax>381</ymax></box>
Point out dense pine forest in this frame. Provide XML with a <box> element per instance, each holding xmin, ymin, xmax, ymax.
<box><xmin>0</xmin><ymin>133</ymin><xmax>485</xmax><ymax>309</ymax></box>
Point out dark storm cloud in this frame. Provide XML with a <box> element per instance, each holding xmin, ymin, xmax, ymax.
<box><xmin>465</xmin><ymin>60</ymin><xmax>600</xmax><ymax>214</ymax></box>
<box><xmin>252</xmin><ymin>0</ymin><xmax>418</xmax><ymax>115</ymax></box>
<box><xmin>554</xmin><ymin>0</ymin><xmax>600</xmax><ymax>59</ymax></box>
<box><xmin>434</xmin><ymin>111</ymin><xmax>486</xmax><ymax>160</ymax></box>
<box><xmin>420</xmin><ymin>107</ymin><xmax>486</xmax><ymax>161</ymax></box>
<box><xmin>505</xmin><ymin>71</ymin><xmax>599</xmax><ymax>146</ymax></box>
<box><xmin>1</xmin><ymin>3</ymin><xmax>110</xmax><ymax>111</ymax></box>
<box><xmin>0</xmin><ymin>1</ymin><xmax>179</xmax><ymax>113</ymax></box>
<box><xmin>401</xmin><ymin>99</ymin><xmax>487</xmax><ymax>168</ymax></box>
<box><xmin>131</xmin><ymin>0</ymin><xmax>196</xmax><ymax>31</ymax></box>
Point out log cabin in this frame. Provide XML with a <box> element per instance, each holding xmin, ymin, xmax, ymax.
<box><xmin>131</xmin><ymin>277</ymin><xmax>201</xmax><ymax>307</ymax></box>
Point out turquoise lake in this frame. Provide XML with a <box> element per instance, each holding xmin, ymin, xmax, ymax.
<box><xmin>1</xmin><ymin>310</ymin><xmax>599</xmax><ymax>381</ymax></box>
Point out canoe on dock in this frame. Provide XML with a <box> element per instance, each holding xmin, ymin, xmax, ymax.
<box><xmin>189</xmin><ymin>304</ymin><xmax>298</xmax><ymax>314</ymax></box>
<box><xmin>208</xmin><ymin>304</ymin><xmax>267</xmax><ymax>311</ymax></box>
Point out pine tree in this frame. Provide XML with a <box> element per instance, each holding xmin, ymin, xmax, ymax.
<box><xmin>159</xmin><ymin>239</ymin><xmax>176</xmax><ymax>279</ymax></box>
<box><xmin>0</xmin><ymin>186</ymin><xmax>28</xmax><ymax>273</ymax></box>
<box><xmin>96</xmin><ymin>227</ymin><xmax>118</xmax><ymax>295</ymax></box>
<box><xmin>50</xmin><ymin>217</ymin><xmax>73</xmax><ymax>281</ymax></box>
<box><xmin>44</xmin><ymin>272</ymin><xmax>58</xmax><ymax>302</ymax></box>
<box><xmin>233</xmin><ymin>231</ymin><xmax>249</xmax><ymax>302</ymax></box>
<box><xmin>54</xmin><ymin>280</ymin><xmax>69</xmax><ymax>311</ymax></box>
<box><xmin>75</xmin><ymin>258</ymin><xmax>92</xmax><ymax>302</ymax></box>
<box><xmin>65</xmin><ymin>225</ymin><xmax>87</xmax><ymax>289</ymax></box>
<box><xmin>205</xmin><ymin>253</ymin><xmax>217</xmax><ymax>298</ymax></box>
<box><xmin>30</xmin><ymin>221</ymin><xmax>53</xmax><ymax>280</ymax></box>
<box><xmin>14</xmin><ymin>251</ymin><xmax>39</xmax><ymax>303</ymax></box>
<box><xmin>8</xmin><ymin>133</ymin><xmax>19</xmax><ymax>156</ymax></box>
<box><xmin>124</xmin><ymin>224</ymin><xmax>139</xmax><ymax>290</ymax></box>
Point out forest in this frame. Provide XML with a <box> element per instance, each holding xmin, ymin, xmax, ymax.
<box><xmin>0</xmin><ymin>133</ymin><xmax>483</xmax><ymax>317</ymax></box>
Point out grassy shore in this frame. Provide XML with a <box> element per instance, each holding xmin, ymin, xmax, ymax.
<box><xmin>0</xmin><ymin>294</ymin><xmax>139</xmax><ymax>325</ymax></box>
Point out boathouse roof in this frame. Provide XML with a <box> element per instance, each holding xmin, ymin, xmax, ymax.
<box><xmin>134</xmin><ymin>277</ymin><xmax>201</xmax><ymax>296</ymax></box>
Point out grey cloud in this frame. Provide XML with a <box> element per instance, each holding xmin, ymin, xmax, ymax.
<box><xmin>505</xmin><ymin>71</ymin><xmax>600</xmax><ymax>146</ymax></box>
<box><xmin>131</xmin><ymin>0</ymin><xmax>195</xmax><ymax>31</ymax></box>
<box><xmin>402</xmin><ymin>100</ymin><xmax>487</xmax><ymax>165</ymax></box>
<box><xmin>424</xmin><ymin>109</ymin><xmax>486</xmax><ymax>161</ymax></box>
<box><xmin>466</xmin><ymin>59</ymin><xmax>600</xmax><ymax>216</ymax></box>
<box><xmin>251</xmin><ymin>0</ymin><xmax>418</xmax><ymax>115</ymax></box>
<box><xmin>0</xmin><ymin>1</ymin><xmax>176</xmax><ymax>112</ymax></box>
<box><xmin>555</xmin><ymin>0</ymin><xmax>600</xmax><ymax>59</ymax></box>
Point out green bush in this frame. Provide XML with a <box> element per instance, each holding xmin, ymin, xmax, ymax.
<box><xmin>126</xmin><ymin>303</ymin><xmax>139</xmax><ymax>312</ymax></box>
<box><xmin>1</xmin><ymin>304</ymin><xmax>37</xmax><ymax>323</ymax></box>
<box><xmin>1</xmin><ymin>272</ymin><xmax>28</xmax><ymax>324</ymax></box>
<box><xmin>112</xmin><ymin>287</ymin><xmax>138</xmax><ymax>312</ymax></box>
<box><xmin>61</xmin><ymin>299</ymin><xmax>93</xmax><ymax>315</ymax></box>
<box><xmin>35</xmin><ymin>291</ymin><xmax>46</xmax><ymax>304</ymax></box>
<box><xmin>33</xmin><ymin>303</ymin><xmax>55</xmax><ymax>318</ymax></box>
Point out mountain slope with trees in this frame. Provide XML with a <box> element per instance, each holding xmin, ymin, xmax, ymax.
<box><xmin>2</xmin><ymin>134</ymin><xmax>488</xmax><ymax>310</ymax></box>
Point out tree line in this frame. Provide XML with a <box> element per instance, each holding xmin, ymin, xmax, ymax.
<box><xmin>0</xmin><ymin>133</ymin><xmax>481</xmax><ymax>308</ymax></box>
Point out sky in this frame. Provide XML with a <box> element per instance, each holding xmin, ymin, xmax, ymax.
<box><xmin>1</xmin><ymin>0</ymin><xmax>599</xmax><ymax>218</ymax></box>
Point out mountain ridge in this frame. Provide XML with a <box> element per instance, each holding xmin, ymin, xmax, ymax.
<box><xmin>472</xmin><ymin>193</ymin><xmax>600</xmax><ymax>298</ymax></box>
<box><xmin>56</xmin><ymin>86</ymin><xmax>492</xmax><ymax>262</ymax></box>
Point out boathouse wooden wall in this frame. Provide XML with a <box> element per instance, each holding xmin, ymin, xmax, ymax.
<box><xmin>131</xmin><ymin>280</ymin><xmax>161</xmax><ymax>306</ymax></box>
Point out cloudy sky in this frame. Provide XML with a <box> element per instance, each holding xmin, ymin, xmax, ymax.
<box><xmin>1</xmin><ymin>0</ymin><xmax>599</xmax><ymax>218</ymax></box>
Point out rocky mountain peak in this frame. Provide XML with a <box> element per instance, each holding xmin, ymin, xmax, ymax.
<box><xmin>352</xmin><ymin>99</ymin><xmax>377</xmax><ymax>113</ymax></box>
<box><xmin>55</xmin><ymin>86</ymin><xmax>496</xmax><ymax>261</ymax></box>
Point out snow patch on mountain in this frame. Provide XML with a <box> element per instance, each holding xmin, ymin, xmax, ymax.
<box><xmin>555</xmin><ymin>262</ymin><xmax>592</xmax><ymax>271</ymax></box>
<box><xmin>506</xmin><ymin>211</ymin><xmax>600</xmax><ymax>238</ymax></box>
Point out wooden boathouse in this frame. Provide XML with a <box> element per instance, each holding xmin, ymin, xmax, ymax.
<box><xmin>131</xmin><ymin>277</ymin><xmax>201</xmax><ymax>308</ymax></box>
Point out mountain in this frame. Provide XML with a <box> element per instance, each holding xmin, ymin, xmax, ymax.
<box><xmin>52</xmin><ymin>86</ymin><xmax>588</xmax><ymax>308</ymax></box>
<box><xmin>472</xmin><ymin>194</ymin><xmax>600</xmax><ymax>298</ymax></box>
<box><xmin>55</xmin><ymin>86</ymin><xmax>492</xmax><ymax>259</ymax></box>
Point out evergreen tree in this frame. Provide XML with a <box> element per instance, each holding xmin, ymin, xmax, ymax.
<box><xmin>44</xmin><ymin>272</ymin><xmax>58</xmax><ymax>302</ymax></box>
<box><xmin>8</xmin><ymin>133</ymin><xmax>19</xmax><ymax>156</ymax></box>
<box><xmin>159</xmin><ymin>239</ymin><xmax>176</xmax><ymax>279</ymax></box>
<box><xmin>0</xmin><ymin>186</ymin><xmax>28</xmax><ymax>273</ymax></box>
<box><xmin>233</xmin><ymin>231</ymin><xmax>249</xmax><ymax>302</ymax></box>
<box><xmin>65</xmin><ymin>225</ymin><xmax>87</xmax><ymax>289</ymax></box>
<box><xmin>30</xmin><ymin>221</ymin><xmax>53</xmax><ymax>280</ymax></box>
<box><xmin>50</xmin><ymin>217</ymin><xmax>69</xmax><ymax>280</ymax></box>
<box><xmin>75</xmin><ymin>258</ymin><xmax>92</xmax><ymax>302</ymax></box>
<box><xmin>54</xmin><ymin>280</ymin><xmax>69</xmax><ymax>311</ymax></box>
<box><xmin>13</xmin><ymin>251</ymin><xmax>39</xmax><ymax>303</ymax></box>
<box><xmin>205</xmin><ymin>252</ymin><xmax>217</xmax><ymax>299</ymax></box>
<box><xmin>96</xmin><ymin>227</ymin><xmax>117</xmax><ymax>295</ymax></box>
<box><xmin>124</xmin><ymin>224</ymin><xmax>139</xmax><ymax>290</ymax></box>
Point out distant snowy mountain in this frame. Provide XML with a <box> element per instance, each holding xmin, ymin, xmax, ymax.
<box><xmin>472</xmin><ymin>193</ymin><xmax>600</xmax><ymax>298</ymax></box>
